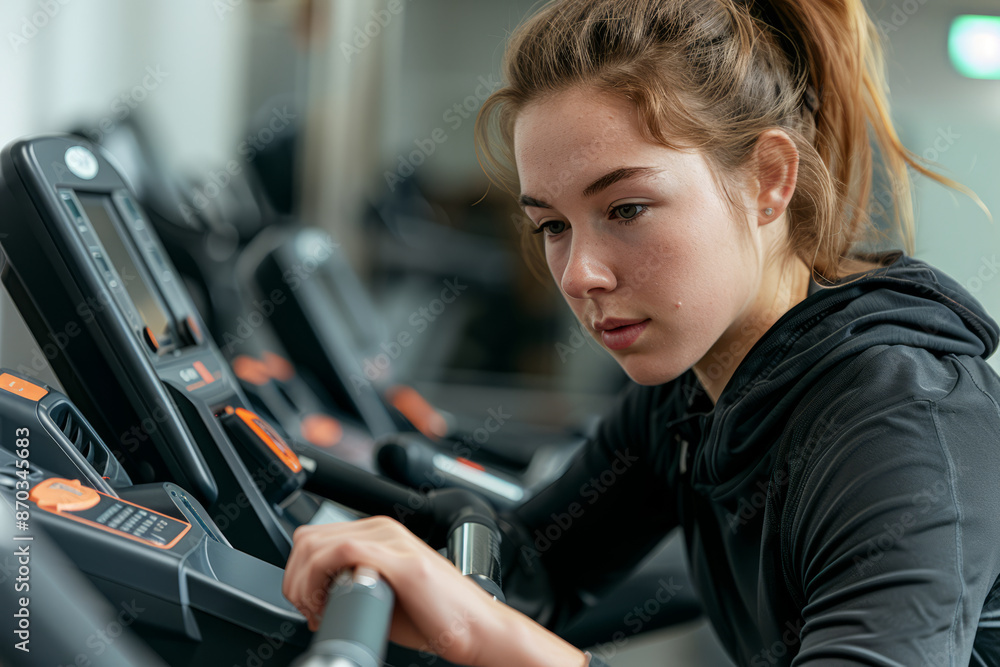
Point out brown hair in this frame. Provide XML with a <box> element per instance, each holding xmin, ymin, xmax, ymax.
<box><xmin>475</xmin><ymin>0</ymin><xmax>981</xmax><ymax>281</ymax></box>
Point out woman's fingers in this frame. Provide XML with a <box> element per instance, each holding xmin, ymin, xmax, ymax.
<box><xmin>283</xmin><ymin>517</ymin><xmax>411</xmax><ymax>624</ymax></box>
<box><xmin>282</xmin><ymin>516</ymin><xmax>499</xmax><ymax>662</ymax></box>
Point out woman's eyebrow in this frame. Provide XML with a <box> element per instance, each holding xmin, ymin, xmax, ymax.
<box><xmin>519</xmin><ymin>166</ymin><xmax>659</xmax><ymax>209</ymax></box>
<box><xmin>518</xmin><ymin>195</ymin><xmax>550</xmax><ymax>209</ymax></box>
<box><xmin>582</xmin><ymin>166</ymin><xmax>658</xmax><ymax>197</ymax></box>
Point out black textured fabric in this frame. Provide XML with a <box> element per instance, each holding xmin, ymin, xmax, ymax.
<box><xmin>510</xmin><ymin>253</ymin><xmax>1000</xmax><ymax>665</ymax></box>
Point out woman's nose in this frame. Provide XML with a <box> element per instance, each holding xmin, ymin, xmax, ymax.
<box><xmin>558</xmin><ymin>234</ymin><xmax>617</xmax><ymax>299</ymax></box>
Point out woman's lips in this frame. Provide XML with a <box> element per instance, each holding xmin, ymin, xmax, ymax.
<box><xmin>600</xmin><ymin>320</ymin><xmax>650</xmax><ymax>350</ymax></box>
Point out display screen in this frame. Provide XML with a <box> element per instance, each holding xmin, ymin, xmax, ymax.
<box><xmin>78</xmin><ymin>194</ymin><xmax>173</xmax><ymax>349</ymax></box>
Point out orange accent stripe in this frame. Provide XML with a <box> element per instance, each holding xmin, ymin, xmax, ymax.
<box><xmin>233</xmin><ymin>407</ymin><xmax>303</xmax><ymax>473</ymax></box>
<box><xmin>0</xmin><ymin>373</ymin><xmax>48</xmax><ymax>402</ymax></box>
<box><xmin>186</xmin><ymin>316</ymin><xmax>202</xmax><ymax>342</ymax></box>
<box><xmin>456</xmin><ymin>457</ymin><xmax>485</xmax><ymax>472</ymax></box>
<box><xmin>193</xmin><ymin>361</ymin><xmax>215</xmax><ymax>384</ymax></box>
<box><xmin>185</xmin><ymin>380</ymin><xmax>206</xmax><ymax>392</ymax></box>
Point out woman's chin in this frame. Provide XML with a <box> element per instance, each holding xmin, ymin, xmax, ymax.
<box><xmin>617</xmin><ymin>354</ymin><xmax>690</xmax><ymax>386</ymax></box>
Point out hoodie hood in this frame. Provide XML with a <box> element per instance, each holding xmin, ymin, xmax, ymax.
<box><xmin>691</xmin><ymin>252</ymin><xmax>1000</xmax><ymax>493</ymax></box>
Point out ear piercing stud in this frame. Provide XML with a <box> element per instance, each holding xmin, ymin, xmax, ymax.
<box><xmin>764</xmin><ymin>208</ymin><xmax>774</xmax><ymax>217</ymax></box>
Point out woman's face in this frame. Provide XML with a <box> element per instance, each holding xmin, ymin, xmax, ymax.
<box><xmin>514</xmin><ymin>86</ymin><xmax>765</xmax><ymax>385</ymax></box>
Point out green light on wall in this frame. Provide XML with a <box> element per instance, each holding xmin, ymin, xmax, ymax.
<box><xmin>950</xmin><ymin>15</ymin><xmax>1000</xmax><ymax>80</ymax></box>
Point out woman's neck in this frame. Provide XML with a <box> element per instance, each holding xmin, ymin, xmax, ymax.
<box><xmin>693</xmin><ymin>256</ymin><xmax>813</xmax><ymax>404</ymax></box>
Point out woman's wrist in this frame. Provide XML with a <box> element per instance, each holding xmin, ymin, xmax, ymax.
<box><xmin>476</xmin><ymin>601</ymin><xmax>587</xmax><ymax>667</ymax></box>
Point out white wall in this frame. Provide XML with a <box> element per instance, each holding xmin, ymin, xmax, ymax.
<box><xmin>874</xmin><ymin>0</ymin><xmax>1000</xmax><ymax>371</ymax></box>
<box><xmin>0</xmin><ymin>0</ymin><xmax>252</xmax><ymax>382</ymax></box>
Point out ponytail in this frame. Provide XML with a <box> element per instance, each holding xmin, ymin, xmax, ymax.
<box><xmin>765</xmin><ymin>0</ymin><xmax>985</xmax><ymax>275</ymax></box>
<box><xmin>475</xmin><ymin>0</ymin><xmax>986</xmax><ymax>280</ymax></box>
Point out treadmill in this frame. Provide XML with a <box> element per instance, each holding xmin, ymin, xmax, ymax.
<box><xmin>0</xmin><ymin>135</ymin><xmax>506</xmax><ymax>580</ymax></box>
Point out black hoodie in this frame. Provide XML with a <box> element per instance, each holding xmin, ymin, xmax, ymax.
<box><xmin>513</xmin><ymin>253</ymin><xmax>1000</xmax><ymax>666</ymax></box>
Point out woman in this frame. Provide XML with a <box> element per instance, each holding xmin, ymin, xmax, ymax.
<box><xmin>283</xmin><ymin>0</ymin><xmax>1000</xmax><ymax>665</ymax></box>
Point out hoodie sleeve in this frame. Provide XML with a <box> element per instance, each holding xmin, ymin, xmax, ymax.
<box><xmin>506</xmin><ymin>378</ymin><xmax>685</xmax><ymax>628</ymax></box>
<box><xmin>785</xmin><ymin>359</ymin><xmax>1000</xmax><ymax>666</ymax></box>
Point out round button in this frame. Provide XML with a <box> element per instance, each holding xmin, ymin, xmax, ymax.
<box><xmin>64</xmin><ymin>146</ymin><xmax>99</xmax><ymax>180</ymax></box>
<box><xmin>29</xmin><ymin>478</ymin><xmax>101</xmax><ymax>512</ymax></box>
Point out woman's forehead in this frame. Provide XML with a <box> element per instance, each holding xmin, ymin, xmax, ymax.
<box><xmin>514</xmin><ymin>87</ymin><xmax>636</xmax><ymax>149</ymax></box>
<box><xmin>513</xmin><ymin>90</ymin><xmax>700</xmax><ymax>199</ymax></box>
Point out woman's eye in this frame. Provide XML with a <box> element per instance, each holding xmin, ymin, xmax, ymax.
<box><xmin>611</xmin><ymin>203</ymin><xmax>646</xmax><ymax>221</ymax></box>
<box><xmin>532</xmin><ymin>219</ymin><xmax>568</xmax><ymax>236</ymax></box>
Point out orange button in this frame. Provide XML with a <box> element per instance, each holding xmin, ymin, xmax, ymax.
<box><xmin>143</xmin><ymin>326</ymin><xmax>160</xmax><ymax>352</ymax></box>
<box><xmin>232</xmin><ymin>356</ymin><xmax>270</xmax><ymax>386</ymax></box>
<box><xmin>262</xmin><ymin>352</ymin><xmax>294</xmax><ymax>382</ymax></box>
<box><xmin>29</xmin><ymin>478</ymin><xmax>100</xmax><ymax>512</ymax></box>
<box><xmin>300</xmin><ymin>413</ymin><xmax>344</xmax><ymax>448</ymax></box>
<box><xmin>0</xmin><ymin>373</ymin><xmax>48</xmax><ymax>402</ymax></box>
<box><xmin>233</xmin><ymin>407</ymin><xmax>303</xmax><ymax>473</ymax></box>
<box><xmin>385</xmin><ymin>385</ymin><xmax>448</xmax><ymax>439</ymax></box>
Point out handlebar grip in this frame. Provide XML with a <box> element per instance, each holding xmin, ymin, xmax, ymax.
<box><xmin>290</xmin><ymin>568</ymin><xmax>394</xmax><ymax>667</ymax></box>
<box><xmin>448</xmin><ymin>521</ymin><xmax>505</xmax><ymax>603</ymax></box>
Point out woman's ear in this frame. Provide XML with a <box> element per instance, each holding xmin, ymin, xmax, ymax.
<box><xmin>753</xmin><ymin>130</ymin><xmax>799</xmax><ymax>225</ymax></box>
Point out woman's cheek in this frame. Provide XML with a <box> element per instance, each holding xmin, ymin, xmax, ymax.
<box><xmin>545</xmin><ymin>244</ymin><xmax>569</xmax><ymax>282</ymax></box>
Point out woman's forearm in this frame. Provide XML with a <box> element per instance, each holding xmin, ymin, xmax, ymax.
<box><xmin>478</xmin><ymin>601</ymin><xmax>588</xmax><ymax>667</ymax></box>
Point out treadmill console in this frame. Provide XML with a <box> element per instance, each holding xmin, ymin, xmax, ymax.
<box><xmin>0</xmin><ymin>136</ymin><xmax>316</xmax><ymax>563</ymax></box>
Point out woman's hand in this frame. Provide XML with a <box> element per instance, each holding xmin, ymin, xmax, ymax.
<box><xmin>282</xmin><ymin>516</ymin><xmax>587</xmax><ymax>667</ymax></box>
